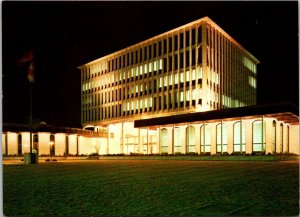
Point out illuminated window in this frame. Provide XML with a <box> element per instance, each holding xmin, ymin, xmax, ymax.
<box><xmin>154</xmin><ymin>60</ymin><xmax>157</xmax><ymax>71</ymax></box>
<box><xmin>186</xmin><ymin>71</ymin><xmax>190</xmax><ymax>81</ymax></box>
<box><xmin>139</xmin><ymin>65</ymin><xmax>143</xmax><ymax>75</ymax></box>
<box><xmin>169</xmin><ymin>74</ymin><xmax>173</xmax><ymax>85</ymax></box>
<box><xmin>252</xmin><ymin>120</ymin><xmax>266</xmax><ymax>153</ymax></box>
<box><xmin>216</xmin><ymin>123</ymin><xmax>227</xmax><ymax>153</ymax></box>
<box><xmin>180</xmin><ymin>72</ymin><xmax>184</xmax><ymax>83</ymax></box>
<box><xmin>175</xmin><ymin>73</ymin><xmax>179</xmax><ymax>84</ymax></box>
<box><xmin>174</xmin><ymin>127</ymin><xmax>181</xmax><ymax>153</ymax></box>
<box><xmin>200</xmin><ymin>124</ymin><xmax>211</xmax><ymax>153</ymax></box>
<box><xmin>164</xmin><ymin>76</ymin><xmax>167</xmax><ymax>87</ymax></box>
<box><xmin>186</xmin><ymin>90</ymin><xmax>190</xmax><ymax>101</ymax></box>
<box><xmin>186</xmin><ymin>126</ymin><xmax>196</xmax><ymax>153</ymax></box>
<box><xmin>233</xmin><ymin>121</ymin><xmax>246</xmax><ymax>153</ymax></box>
<box><xmin>160</xmin><ymin>128</ymin><xmax>168</xmax><ymax>153</ymax></box>
<box><xmin>192</xmin><ymin>69</ymin><xmax>196</xmax><ymax>80</ymax></box>
<box><xmin>159</xmin><ymin>59</ymin><xmax>163</xmax><ymax>70</ymax></box>
<box><xmin>180</xmin><ymin>91</ymin><xmax>184</xmax><ymax>102</ymax></box>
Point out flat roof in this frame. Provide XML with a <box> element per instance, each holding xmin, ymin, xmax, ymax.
<box><xmin>134</xmin><ymin>103</ymin><xmax>299</xmax><ymax>128</ymax></box>
<box><xmin>79</xmin><ymin>16</ymin><xmax>259</xmax><ymax>68</ymax></box>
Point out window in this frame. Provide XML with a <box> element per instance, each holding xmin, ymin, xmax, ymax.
<box><xmin>186</xmin><ymin>126</ymin><xmax>195</xmax><ymax>153</ymax></box>
<box><xmin>168</xmin><ymin>37</ymin><xmax>172</xmax><ymax>52</ymax></box>
<box><xmin>200</xmin><ymin>124</ymin><xmax>210</xmax><ymax>154</ymax></box>
<box><xmin>186</xmin><ymin>30</ymin><xmax>190</xmax><ymax>47</ymax></box>
<box><xmin>233</xmin><ymin>121</ymin><xmax>246</xmax><ymax>153</ymax></box>
<box><xmin>50</xmin><ymin>134</ymin><xmax>55</xmax><ymax>156</ymax></box>
<box><xmin>252</xmin><ymin>120</ymin><xmax>266</xmax><ymax>153</ymax></box>
<box><xmin>216</xmin><ymin>123</ymin><xmax>227</xmax><ymax>153</ymax></box>
<box><xmin>197</xmin><ymin>26</ymin><xmax>202</xmax><ymax>43</ymax></box>
<box><xmin>18</xmin><ymin>134</ymin><xmax>22</xmax><ymax>155</ymax></box>
<box><xmin>160</xmin><ymin>128</ymin><xmax>168</xmax><ymax>153</ymax></box>
<box><xmin>174</xmin><ymin>35</ymin><xmax>178</xmax><ymax>51</ymax></box>
<box><xmin>180</xmin><ymin>33</ymin><xmax>184</xmax><ymax>49</ymax></box>
<box><xmin>174</xmin><ymin>127</ymin><xmax>181</xmax><ymax>153</ymax></box>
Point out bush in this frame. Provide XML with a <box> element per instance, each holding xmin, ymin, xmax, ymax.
<box><xmin>45</xmin><ymin>159</ymin><xmax>50</xmax><ymax>162</ymax></box>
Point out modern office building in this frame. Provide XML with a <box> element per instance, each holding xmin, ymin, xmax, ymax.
<box><xmin>3</xmin><ymin>17</ymin><xmax>298</xmax><ymax>157</ymax></box>
<box><xmin>77</xmin><ymin>16</ymin><xmax>298</xmax><ymax>156</ymax></box>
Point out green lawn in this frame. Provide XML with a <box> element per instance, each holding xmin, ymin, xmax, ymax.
<box><xmin>3</xmin><ymin>160</ymin><xmax>299</xmax><ymax>216</ymax></box>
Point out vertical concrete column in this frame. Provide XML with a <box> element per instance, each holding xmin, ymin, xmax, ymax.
<box><xmin>172</xmin><ymin>124</ymin><xmax>175</xmax><ymax>155</ymax></box>
<box><xmin>121</xmin><ymin>122</ymin><xmax>124</xmax><ymax>154</ymax></box>
<box><xmin>138</xmin><ymin>128</ymin><xmax>141</xmax><ymax>154</ymax></box>
<box><xmin>283</xmin><ymin>124</ymin><xmax>288</xmax><ymax>153</ymax></box>
<box><xmin>167</xmin><ymin>127</ymin><xmax>173</xmax><ymax>155</ymax></box>
<box><xmin>227</xmin><ymin>122</ymin><xmax>233</xmax><ymax>154</ymax></box>
<box><xmin>76</xmin><ymin>135</ymin><xmax>79</xmax><ymax>155</ymax></box>
<box><xmin>147</xmin><ymin>127</ymin><xmax>149</xmax><ymax>155</ymax></box>
<box><xmin>158</xmin><ymin>126</ymin><xmax>161</xmax><ymax>154</ymax></box>
<box><xmin>181</xmin><ymin>126</ymin><xmax>187</xmax><ymax>154</ymax></box>
<box><xmin>265</xmin><ymin>118</ymin><xmax>273</xmax><ymax>154</ymax></box>
<box><xmin>195</xmin><ymin>124</ymin><xmax>200</xmax><ymax>155</ymax></box>
<box><xmin>245</xmin><ymin>120</ymin><xmax>252</xmax><ymax>154</ymax></box>
<box><xmin>275</xmin><ymin>121</ymin><xmax>281</xmax><ymax>153</ymax></box>
<box><xmin>210</xmin><ymin>123</ymin><xmax>217</xmax><ymax>155</ymax></box>
<box><xmin>107</xmin><ymin>125</ymin><xmax>110</xmax><ymax>154</ymax></box>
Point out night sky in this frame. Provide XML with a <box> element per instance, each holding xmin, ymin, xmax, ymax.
<box><xmin>2</xmin><ymin>1</ymin><xmax>299</xmax><ymax>128</ymax></box>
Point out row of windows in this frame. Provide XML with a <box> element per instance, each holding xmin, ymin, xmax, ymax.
<box><xmin>82</xmin><ymin>66</ymin><xmax>203</xmax><ymax>92</ymax></box>
<box><xmin>160</xmin><ymin>120</ymin><xmax>289</xmax><ymax>154</ymax></box>
<box><xmin>206</xmin><ymin>23</ymin><xmax>257</xmax><ymax>75</ymax></box>
<box><xmin>82</xmin><ymin>47</ymin><xmax>203</xmax><ymax>92</ymax></box>
<box><xmin>82</xmin><ymin>26</ymin><xmax>203</xmax><ymax>80</ymax></box>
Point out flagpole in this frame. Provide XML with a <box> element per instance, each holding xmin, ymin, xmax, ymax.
<box><xmin>29</xmin><ymin>82</ymin><xmax>33</xmax><ymax>154</ymax></box>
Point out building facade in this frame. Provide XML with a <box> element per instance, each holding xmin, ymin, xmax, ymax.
<box><xmin>76</xmin><ymin>17</ymin><xmax>299</xmax><ymax>156</ymax></box>
<box><xmin>79</xmin><ymin>17</ymin><xmax>259</xmax><ymax>127</ymax></box>
<box><xmin>5</xmin><ymin>17</ymin><xmax>297</xmax><ymax>157</ymax></box>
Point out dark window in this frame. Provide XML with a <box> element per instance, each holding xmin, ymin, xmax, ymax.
<box><xmin>18</xmin><ymin>134</ymin><xmax>22</xmax><ymax>155</ymax></box>
<box><xmin>174</xmin><ymin>54</ymin><xmax>178</xmax><ymax>70</ymax></box>
<box><xmin>168</xmin><ymin>37</ymin><xmax>172</xmax><ymax>53</ymax></box>
<box><xmin>136</xmin><ymin>50</ymin><xmax>138</xmax><ymax>64</ymax></box>
<box><xmin>180</xmin><ymin>53</ymin><xmax>184</xmax><ymax>69</ymax></box>
<box><xmin>163</xmin><ymin>58</ymin><xmax>167</xmax><ymax>72</ymax></box>
<box><xmin>163</xmin><ymin>39</ymin><xmax>167</xmax><ymax>55</ymax></box>
<box><xmin>158</xmin><ymin>41</ymin><xmax>162</xmax><ymax>56</ymax></box>
<box><xmin>168</xmin><ymin>56</ymin><xmax>172</xmax><ymax>71</ymax></box>
<box><xmin>174</xmin><ymin>35</ymin><xmax>178</xmax><ymax>51</ymax></box>
<box><xmin>149</xmin><ymin>45</ymin><xmax>152</xmax><ymax>59</ymax></box>
<box><xmin>192</xmin><ymin>28</ymin><xmax>196</xmax><ymax>45</ymax></box>
<box><xmin>153</xmin><ymin>44</ymin><xmax>157</xmax><ymax>57</ymax></box>
<box><xmin>198</xmin><ymin>26</ymin><xmax>202</xmax><ymax>43</ymax></box>
<box><xmin>192</xmin><ymin>49</ymin><xmax>196</xmax><ymax>66</ymax></box>
<box><xmin>186</xmin><ymin>51</ymin><xmax>190</xmax><ymax>67</ymax></box>
<box><xmin>180</xmin><ymin>33</ymin><xmax>184</xmax><ymax>49</ymax></box>
<box><xmin>186</xmin><ymin>30</ymin><xmax>190</xmax><ymax>47</ymax></box>
<box><xmin>144</xmin><ymin>47</ymin><xmax>147</xmax><ymax>61</ymax></box>
<box><xmin>198</xmin><ymin>47</ymin><xmax>202</xmax><ymax>64</ymax></box>
<box><xmin>140</xmin><ymin>48</ymin><xmax>142</xmax><ymax>62</ymax></box>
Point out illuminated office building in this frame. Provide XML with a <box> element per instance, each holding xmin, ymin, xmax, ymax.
<box><xmin>76</xmin><ymin>17</ymin><xmax>298</xmax><ymax>156</ymax></box>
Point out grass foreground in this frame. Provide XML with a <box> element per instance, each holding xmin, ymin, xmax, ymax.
<box><xmin>3</xmin><ymin>160</ymin><xmax>299</xmax><ymax>216</ymax></box>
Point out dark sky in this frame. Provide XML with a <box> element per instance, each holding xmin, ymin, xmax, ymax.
<box><xmin>2</xmin><ymin>1</ymin><xmax>299</xmax><ymax>128</ymax></box>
